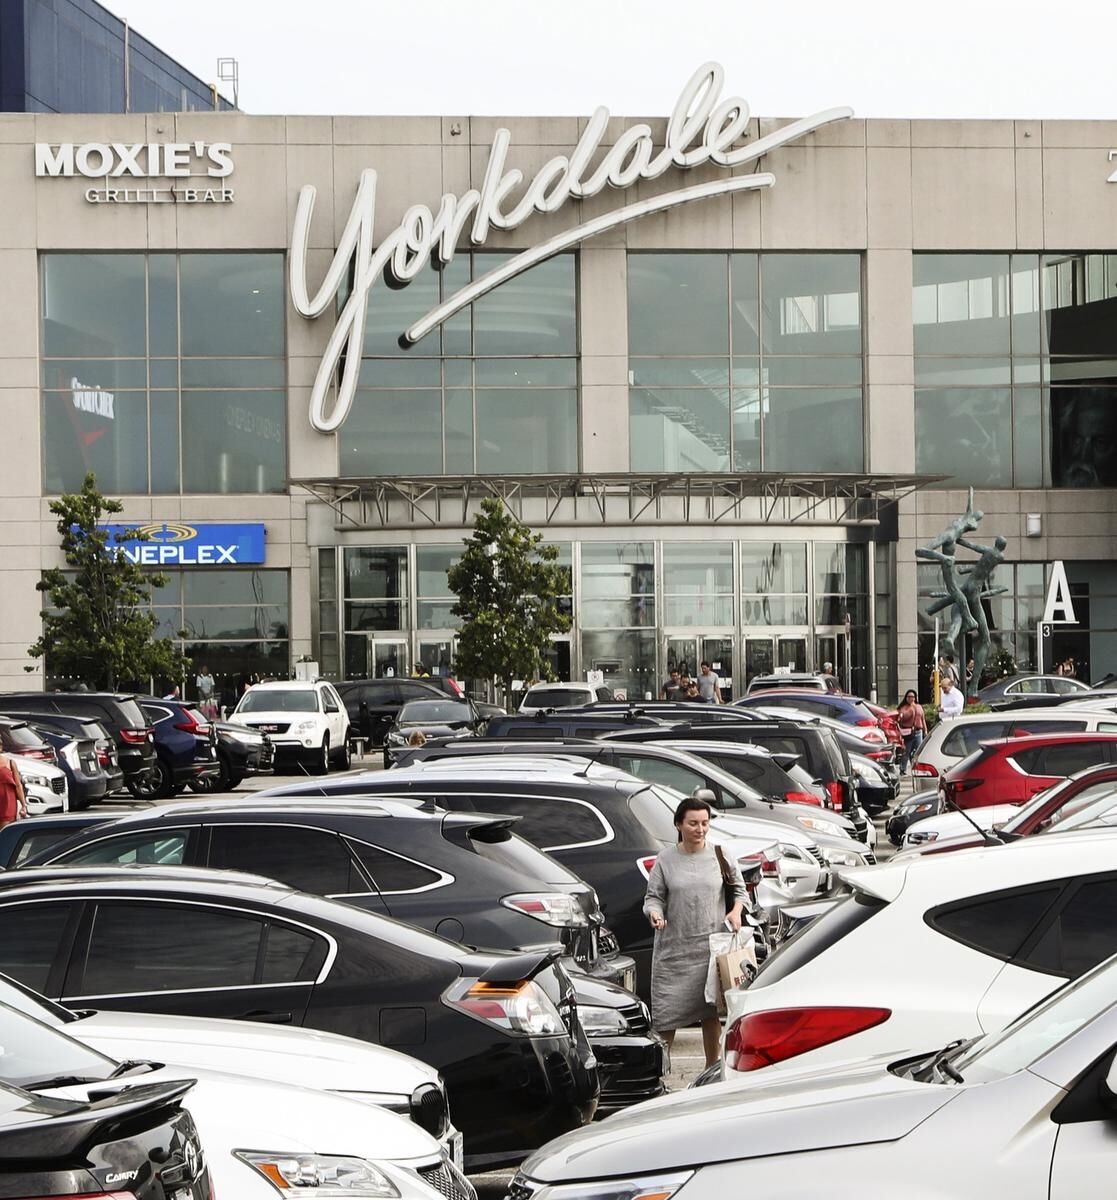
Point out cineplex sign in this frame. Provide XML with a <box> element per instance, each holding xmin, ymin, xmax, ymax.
<box><xmin>34</xmin><ymin>140</ymin><xmax>235</xmax><ymax>204</ymax></box>
<box><xmin>292</xmin><ymin>61</ymin><xmax>853</xmax><ymax>433</ymax></box>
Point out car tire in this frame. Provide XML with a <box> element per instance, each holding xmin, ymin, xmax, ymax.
<box><xmin>152</xmin><ymin>755</ymin><xmax>176</xmax><ymax>801</ymax></box>
<box><xmin>383</xmin><ymin>748</ymin><xmax>391</xmax><ymax>770</ymax></box>
<box><xmin>314</xmin><ymin>735</ymin><xmax>330</xmax><ymax>775</ymax></box>
<box><xmin>126</xmin><ymin>770</ymin><xmax>158</xmax><ymax>802</ymax></box>
<box><xmin>333</xmin><ymin>738</ymin><xmax>351</xmax><ymax>771</ymax></box>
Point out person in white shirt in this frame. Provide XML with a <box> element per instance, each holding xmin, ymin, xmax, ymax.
<box><xmin>939</xmin><ymin>675</ymin><xmax>964</xmax><ymax>720</ymax></box>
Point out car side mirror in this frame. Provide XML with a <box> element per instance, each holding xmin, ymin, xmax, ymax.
<box><xmin>691</xmin><ymin>787</ymin><xmax>718</xmax><ymax>806</ymax></box>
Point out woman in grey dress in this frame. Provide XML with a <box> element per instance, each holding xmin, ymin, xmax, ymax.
<box><xmin>643</xmin><ymin>795</ymin><xmax>746</xmax><ymax>1067</ymax></box>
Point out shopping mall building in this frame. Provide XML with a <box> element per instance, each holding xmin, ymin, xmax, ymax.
<box><xmin>3</xmin><ymin>60</ymin><xmax>1116</xmax><ymax>701</ymax></box>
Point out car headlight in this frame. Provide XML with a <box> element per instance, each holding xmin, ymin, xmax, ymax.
<box><xmin>234</xmin><ymin>1151</ymin><xmax>400</xmax><ymax>1196</ymax></box>
<box><xmin>515</xmin><ymin>1171</ymin><xmax>694</xmax><ymax>1200</ymax></box>
<box><xmin>577</xmin><ymin>1004</ymin><xmax>628</xmax><ymax>1036</ymax></box>
<box><xmin>903</xmin><ymin>801</ymin><xmax>935</xmax><ymax>816</ymax></box>
<box><xmin>295</xmin><ymin>720</ymin><xmax>318</xmax><ymax>733</ymax></box>
<box><xmin>19</xmin><ymin>774</ymin><xmax>48</xmax><ymax>789</ymax></box>
<box><xmin>794</xmin><ymin>816</ymin><xmax>834</xmax><ymax>834</ymax></box>
<box><xmin>822</xmin><ymin>847</ymin><xmax>865</xmax><ymax>867</ymax></box>
<box><xmin>908</xmin><ymin>830</ymin><xmax>939</xmax><ymax>844</ymax></box>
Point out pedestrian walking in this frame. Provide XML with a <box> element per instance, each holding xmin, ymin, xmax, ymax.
<box><xmin>697</xmin><ymin>661</ymin><xmax>723</xmax><ymax>704</ymax></box>
<box><xmin>660</xmin><ymin>669</ymin><xmax>684</xmax><ymax>701</ymax></box>
<box><xmin>895</xmin><ymin>689</ymin><xmax>927</xmax><ymax>774</ymax></box>
<box><xmin>0</xmin><ymin>750</ymin><xmax>27</xmax><ymax>830</ymax></box>
<box><xmin>939</xmin><ymin>675</ymin><xmax>964</xmax><ymax>720</ymax></box>
<box><xmin>643</xmin><ymin>795</ymin><xmax>747</xmax><ymax>1067</ymax></box>
<box><xmin>195</xmin><ymin>664</ymin><xmax>217</xmax><ymax>720</ymax></box>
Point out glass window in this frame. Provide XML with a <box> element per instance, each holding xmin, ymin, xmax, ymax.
<box><xmin>472</xmin><ymin>796</ymin><xmax>609</xmax><ymax>849</ymax></box>
<box><xmin>0</xmin><ymin>903</ymin><xmax>75</xmax><ymax>993</ymax></box>
<box><xmin>580</xmin><ymin>543</ymin><xmax>655</xmax><ymax>629</ymax></box>
<box><xmin>763</xmin><ymin>388</ymin><xmax>864</xmax><ymax>473</ymax></box>
<box><xmin>614</xmin><ymin>755</ymin><xmax>707</xmax><ymax>795</ymax></box>
<box><xmin>628</xmin><ymin>254</ymin><xmax>729</xmax><ymax>356</ymax></box>
<box><xmin>662</xmin><ymin>543</ymin><xmax>734</xmax><ymax>627</ymax></box>
<box><xmin>57</xmin><ymin>829</ymin><xmax>189</xmax><ymax>866</ymax></box>
<box><xmin>261</xmin><ymin>924</ymin><xmax>327</xmax><ymax>984</ymax></box>
<box><xmin>41</xmin><ymin>253</ymin><xmax>286</xmax><ymax>496</ymax></box>
<box><xmin>209</xmin><ymin>826</ymin><xmax>356</xmax><ymax>895</ymax></box>
<box><xmin>930</xmin><ymin>886</ymin><xmax>1060</xmax><ymax>960</ymax></box>
<box><xmin>473</xmin><ymin>254</ymin><xmax>576</xmax><ymax>355</ymax></box>
<box><xmin>341</xmin><ymin>390</ymin><xmax>444</xmax><ymax>476</ymax></box>
<box><xmin>476</xmin><ymin>389</ymin><xmax>577</xmax><ymax>473</ymax></box>
<box><xmin>742</xmin><ymin>542</ymin><xmax>807</xmax><ymax>593</ymax></box>
<box><xmin>1034</xmin><ymin>743</ymin><xmax>1112</xmax><ymax>777</ymax></box>
<box><xmin>347</xmin><ymin>841</ymin><xmax>444</xmax><ymax>892</ymax></box>
<box><xmin>580</xmin><ymin>629</ymin><xmax>657</xmax><ymax>702</ymax></box>
<box><xmin>630</xmin><ymin>386</ymin><xmax>730</xmax><ymax>471</ymax></box>
<box><xmin>81</xmin><ymin>902</ymin><xmax>264</xmax><ymax>994</ymax></box>
<box><xmin>761</xmin><ymin>254</ymin><xmax>862</xmax><ymax>355</ymax></box>
<box><xmin>913</xmin><ymin>255</ymin><xmax>1011</xmax><ymax>355</ymax></box>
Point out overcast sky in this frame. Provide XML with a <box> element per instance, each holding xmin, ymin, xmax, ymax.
<box><xmin>118</xmin><ymin>0</ymin><xmax>1115</xmax><ymax>120</ymax></box>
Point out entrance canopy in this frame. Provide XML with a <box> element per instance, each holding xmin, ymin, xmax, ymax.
<box><xmin>292</xmin><ymin>471</ymin><xmax>944</xmax><ymax>532</ymax></box>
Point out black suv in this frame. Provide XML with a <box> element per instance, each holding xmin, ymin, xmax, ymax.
<box><xmin>0</xmin><ymin>869</ymin><xmax>598</xmax><ymax>1170</ymax></box>
<box><xmin>37</xmin><ymin>801</ymin><xmax>663</xmax><ymax>1116</ymax></box>
<box><xmin>263</xmin><ymin>761</ymin><xmax>695</xmax><ymax>994</ymax></box>
<box><xmin>0</xmin><ymin>692</ymin><xmax>155</xmax><ymax>796</ymax></box>
<box><xmin>335</xmin><ymin>678</ymin><xmax>446</xmax><ymax>746</ymax></box>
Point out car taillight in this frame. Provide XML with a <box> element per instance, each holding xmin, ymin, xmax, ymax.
<box><xmin>444</xmin><ymin>978</ymin><xmax>565</xmax><ymax>1035</ymax></box>
<box><xmin>738</xmin><ymin>847</ymin><xmax>780</xmax><ymax>877</ymax></box>
<box><xmin>637</xmin><ymin>855</ymin><xmax>658</xmax><ymax>879</ymax></box>
<box><xmin>860</xmin><ymin>730</ymin><xmax>886</xmax><ymax>743</ymax></box>
<box><xmin>950</xmin><ymin>778</ymin><xmax>984</xmax><ymax>792</ymax></box>
<box><xmin>823</xmin><ymin>780</ymin><xmax>844</xmax><ymax>811</ymax></box>
<box><xmin>855</xmin><ymin>718</ymin><xmax>877</xmax><ymax>727</ymax></box>
<box><xmin>174</xmin><ymin>715</ymin><xmax>211</xmax><ymax>736</ymax></box>
<box><xmin>119</xmin><ymin>727</ymin><xmax>152</xmax><ymax>744</ymax></box>
<box><xmin>724</xmin><ymin>1006</ymin><xmax>891</xmax><ymax>1071</ymax></box>
<box><xmin>912</xmin><ymin>761</ymin><xmax>938</xmax><ymax>777</ymax></box>
<box><xmin>784</xmin><ymin>790</ymin><xmax>822</xmax><ymax>806</ymax></box>
<box><xmin>866</xmin><ymin>749</ymin><xmax>893</xmax><ymax>761</ymax></box>
<box><xmin>501</xmin><ymin>893</ymin><xmax>588</xmax><ymax>927</ymax></box>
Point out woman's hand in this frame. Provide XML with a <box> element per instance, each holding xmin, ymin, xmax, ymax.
<box><xmin>649</xmin><ymin>912</ymin><xmax>667</xmax><ymax>930</ymax></box>
<box><xmin>725</xmin><ymin>905</ymin><xmax>743</xmax><ymax>933</ymax></box>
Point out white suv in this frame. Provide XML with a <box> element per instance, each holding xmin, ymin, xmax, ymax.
<box><xmin>231</xmin><ymin>680</ymin><xmax>351</xmax><ymax>773</ymax></box>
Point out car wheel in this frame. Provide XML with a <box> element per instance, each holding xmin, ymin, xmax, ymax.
<box><xmin>126</xmin><ymin>770</ymin><xmax>158</xmax><ymax>802</ymax></box>
<box><xmin>334</xmin><ymin>738</ymin><xmax>351</xmax><ymax>771</ymax></box>
<box><xmin>383</xmin><ymin>748</ymin><xmax>391</xmax><ymax>770</ymax></box>
<box><xmin>314</xmin><ymin>735</ymin><xmax>330</xmax><ymax>775</ymax></box>
<box><xmin>152</xmin><ymin>756</ymin><xmax>176</xmax><ymax>800</ymax></box>
<box><xmin>188</xmin><ymin>774</ymin><xmax>218</xmax><ymax>794</ymax></box>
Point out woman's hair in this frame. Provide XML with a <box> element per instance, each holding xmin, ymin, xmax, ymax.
<box><xmin>673</xmin><ymin>795</ymin><xmax>712</xmax><ymax>841</ymax></box>
<box><xmin>901</xmin><ymin>689</ymin><xmax>918</xmax><ymax>705</ymax></box>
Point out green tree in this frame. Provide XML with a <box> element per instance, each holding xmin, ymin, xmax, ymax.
<box><xmin>28</xmin><ymin>473</ymin><xmax>189</xmax><ymax>690</ymax></box>
<box><xmin>448</xmin><ymin>499</ymin><xmax>571</xmax><ymax>698</ymax></box>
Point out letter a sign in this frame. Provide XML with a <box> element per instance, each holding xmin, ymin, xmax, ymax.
<box><xmin>1042</xmin><ymin>561</ymin><xmax>1077</xmax><ymax>625</ymax></box>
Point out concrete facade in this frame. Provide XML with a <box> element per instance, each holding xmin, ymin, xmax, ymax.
<box><xmin>4</xmin><ymin>103</ymin><xmax>1117</xmax><ymax>696</ymax></box>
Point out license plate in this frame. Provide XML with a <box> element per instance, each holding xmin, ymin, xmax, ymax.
<box><xmin>449</xmin><ymin>1132</ymin><xmax>464</xmax><ymax>1172</ymax></box>
<box><xmin>818</xmin><ymin>869</ymin><xmax>833</xmax><ymax>893</ymax></box>
<box><xmin>621</xmin><ymin>966</ymin><xmax>636</xmax><ymax>993</ymax></box>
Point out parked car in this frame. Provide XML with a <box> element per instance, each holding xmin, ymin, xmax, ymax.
<box><xmin>909</xmin><ymin>706</ymin><xmax>1117</xmax><ymax>781</ymax></box>
<box><xmin>941</xmin><ymin>732</ymin><xmax>1117</xmax><ymax>810</ymax></box>
<box><xmin>752</xmin><ymin>705</ymin><xmax>899</xmax><ymax>776</ymax></box>
<box><xmin>848</xmin><ymin>750</ymin><xmax>898</xmax><ymax>815</ymax></box>
<box><xmin>519</xmin><ymin>682</ymin><xmax>614</xmax><ymax>712</ymax></box>
<box><xmin>384</xmin><ymin>698</ymin><xmax>485</xmax><ymax>767</ymax></box>
<box><xmin>0</xmin><ymin>709</ymin><xmax>125</xmax><ymax>795</ymax></box>
<box><xmin>0</xmin><ymin>691</ymin><xmax>155</xmax><ymax>796</ymax></box>
<box><xmin>978</xmin><ymin>673</ymin><xmax>1092</xmax><ymax>706</ymax></box>
<box><xmin>0</xmin><ymin>716</ymin><xmax>57</xmax><ymax>765</ymax></box>
<box><xmin>899</xmin><ymin>763</ymin><xmax>1117</xmax><ymax>853</ymax></box>
<box><xmin>230</xmin><ymin>678</ymin><xmax>352</xmax><ymax>772</ymax></box>
<box><xmin>335</xmin><ymin>677</ymin><xmax>446</xmax><ymax>747</ymax></box>
<box><xmin>513</xmin><ymin>949</ymin><xmax>1117</xmax><ymax>1200</ymax></box>
<box><xmin>129</xmin><ymin>697</ymin><xmax>220</xmax><ymax>799</ymax></box>
<box><xmin>745</xmin><ymin>671</ymin><xmax>842</xmax><ymax>694</ymax></box>
<box><xmin>718</xmin><ymin>829</ymin><xmax>1117</xmax><ymax>1083</ymax></box>
<box><xmin>9</xmin><ymin>752</ymin><xmax>68</xmax><ymax>815</ymax></box>
<box><xmin>263</xmin><ymin>760</ymin><xmax>800</xmax><ymax>993</ymax></box>
<box><xmin>0</xmin><ymin>868</ymin><xmax>599</xmax><ymax>1170</ymax></box>
<box><xmin>0</xmin><ymin>1071</ymin><xmax>209</xmax><ymax>1200</ymax></box>
<box><xmin>189</xmin><ymin>718</ymin><xmax>275</xmax><ymax>792</ymax></box>
<box><xmin>885</xmin><ymin>787</ymin><xmax>946</xmax><ymax>845</ymax></box>
<box><xmin>0</xmin><ymin>998</ymin><xmax>465</xmax><ymax>1200</ymax></box>
<box><xmin>22</xmin><ymin>720</ymin><xmax>109</xmax><ymax>808</ymax></box>
<box><xmin>735</xmin><ymin>689</ymin><xmax>883</xmax><ymax>731</ymax></box>
<box><xmin>483</xmin><ymin>711</ymin><xmax>667</xmax><ymax>739</ymax></box>
<box><xmin>606</xmin><ymin>719</ymin><xmax>862</xmax><ymax>831</ymax></box>
<box><xmin>0</xmin><ymin>967</ymin><xmax>461</xmax><ymax>1157</ymax></box>
<box><xmin>0</xmin><ymin>812</ymin><xmax>116</xmax><ymax>867</ymax></box>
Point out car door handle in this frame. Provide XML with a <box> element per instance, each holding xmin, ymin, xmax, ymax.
<box><xmin>238</xmin><ymin>1009</ymin><xmax>293</xmax><ymax>1024</ymax></box>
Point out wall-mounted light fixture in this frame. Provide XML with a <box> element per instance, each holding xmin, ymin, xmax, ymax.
<box><xmin>1026</xmin><ymin>512</ymin><xmax>1042</xmax><ymax>537</ymax></box>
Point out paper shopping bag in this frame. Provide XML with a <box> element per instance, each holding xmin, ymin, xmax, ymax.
<box><xmin>715</xmin><ymin>935</ymin><xmax>757</xmax><ymax>1014</ymax></box>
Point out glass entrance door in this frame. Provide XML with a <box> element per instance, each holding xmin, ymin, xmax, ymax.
<box><xmin>776</xmin><ymin>637</ymin><xmax>807</xmax><ymax>673</ymax></box>
<box><xmin>744</xmin><ymin>637</ymin><xmax>775</xmax><ymax>689</ymax></box>
<box><xmin>666</xmin><ymin>635</ymin><xmax>735</xmax><ymax>700</ymax></box>
<box><xmin>370</xmin><ymin>638</ymin><xmax>408</xmax><ymax>679</ymax></box>
<box><xmin>417</xmin><ymin>638</ymin><xmax>454</xmax><ymax>680</ymax></box>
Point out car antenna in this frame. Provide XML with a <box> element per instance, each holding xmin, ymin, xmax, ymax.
<box><xmin>574</xmin><ymin>744</ymin><xmax>609</xmax><ymax>778</ymax></box>
<box><xmin>940</xmin><ymin>789</ymin><xmax>1003</xmax><ymax>847</ymax></box>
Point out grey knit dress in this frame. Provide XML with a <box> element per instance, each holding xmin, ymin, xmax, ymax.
<box><xmin>642</xmin><ymin>843</ymin><xmax>748</xmax><ymax>1032</ymax></box>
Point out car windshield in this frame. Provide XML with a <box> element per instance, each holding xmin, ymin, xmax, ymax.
<box><xmin>950</xmin><ymin>955</ymin><xmax>1117</xmax><ymax>1083</ymax></box>
<box><xmin>399</xmin><ymin>700</ymin><xmax>472</xmax><ymax>724</ymax></box>
<box><xmin>0</xmin><ymin>1002</ymin><xmax>115</xmax><ymax>1088</ymax></box>
<box><xmin>523</xmin><ymin>687</ymin><xmax>588</xmax><ymax>707</ymax></box>
<box><xmin>238</xmin><ymin>689</ymin><xmax>319</xmax><ymax>713</ymax></box>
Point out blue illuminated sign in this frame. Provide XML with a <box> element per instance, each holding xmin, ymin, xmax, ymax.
<box><xmin>99</xmin><ymin>522</ymin><xmax>266</xmax><ymax>566</ymax></box>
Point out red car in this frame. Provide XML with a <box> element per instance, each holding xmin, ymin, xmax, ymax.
<box><xmin>940</xmin><ymin>731</ymin><xmax>1117</xmax><ymax>810</ymax></box>
<box><xmin>913</xmin><ymin>762</ymin><xmax>1117</xmax><ymax>855</ymax></box>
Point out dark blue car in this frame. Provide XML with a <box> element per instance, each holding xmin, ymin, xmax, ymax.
<box><xmin>734</xmin><ymin>689</ymin><xmax>882</xmax><ymax>728</ymax></box>
<box><xmin>136</xmin><ymin>698</ymin><xmax>220</xmax><ymax>799</ymax></box>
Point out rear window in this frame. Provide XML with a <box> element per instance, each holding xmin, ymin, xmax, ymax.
<box><xmin>466</xmin><ymin>826</ymin><xmax>580</xmax><ymax>885</ymax></box>
<box><xmin>112</xmin><ymin>698</ymin><xmax>148</xmax><ymax>728</ymax></box>
<box><xmin>753</xmin><ymin>892</ymin><xmax>885</xmax><ymax>986</ymax></box>
<box><xmin>0</xmin><ymin>724</ymin><xmax>47</xmax><ymax>752</ymax></box>
<box><xmin>523</xmin><ymin>688</ymin><xmax>589</xmax><ymax>708</ymax></box>
<box><xmin>941</xmin><ymin>721</ymin><xmax>1012</xmax><ymax>758</ymax></box>
<box><xmin>928</xmin><ymin>885</ymin><xmax>1062</xmax><ymax>960</ymax></box>
<box><xmin>1007</xmin><ymin>720</ymin><xmax>1087</xmax><ymax>737</ymax></box>
<box><xmin>818</xmin><ymin>730</ymin><xmax>850</xmax><ymax>777</ymax></box>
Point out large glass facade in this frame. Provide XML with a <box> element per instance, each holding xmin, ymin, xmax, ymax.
<box><xmin>41</xmin><ymin>253</ymin><xmax>285</xmax><ymax>495</ymax></box>
<box><xmin>913</xmin><ymin>253</ymin><xmax>1117</xmax><ymax>488</ymax></box>
<box><xmin>628</xmin><ymin>253</ymin><xmax>864</xmax><ymax>473</ymax></box>
<box><xmin>341</xmin><ymin>254</ymin><xmax>578</xmax><ymax>476</ymax></box>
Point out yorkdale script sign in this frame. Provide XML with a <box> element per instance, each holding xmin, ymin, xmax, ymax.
<box><xmin>291</xmin><ymin>62</ymin><xmax>853</xmax><ymax>433</ymax></box>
